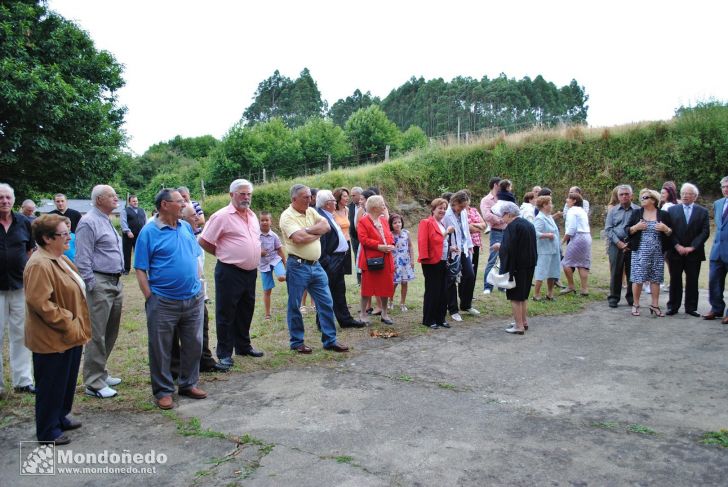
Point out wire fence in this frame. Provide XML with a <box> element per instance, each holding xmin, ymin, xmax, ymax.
<box><xmin>237</xmin><ymin>119</ymin><xmax>579</xmax><ymax>187</ymax></box>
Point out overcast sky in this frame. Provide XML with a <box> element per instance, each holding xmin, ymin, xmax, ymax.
<box><xmin>48</xmin><ymin>0</ymin><xmax>728</xmax><ymax>155</ymax></box>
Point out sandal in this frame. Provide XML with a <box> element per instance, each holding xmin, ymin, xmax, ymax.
<box><xmin>559</xmin><ymin>287</ymin><xmax>576</xmax><ymax>296</ymax></box>
<box><xmin>532</xmin><ymin>296</ymin><xmax>543</xmax><ymax>302</ymax></box>
<box><xmin>631</xmin><ymin>305</ymin><xmax>640</xmax><ymax>316</ymax></box>
<box><xmin>649</xmin><ymin>305</ymin><xmax>665</xmax><ymax>317</ymax></box>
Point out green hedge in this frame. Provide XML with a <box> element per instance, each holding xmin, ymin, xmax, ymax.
<box><xmin>201</xmin><ymin>103</ymin><xmax>728</xmax><ymax>218</ymax></box>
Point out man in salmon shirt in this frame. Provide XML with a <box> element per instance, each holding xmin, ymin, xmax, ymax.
<box><xmin>199</xmin><ymin>179</ymin><xmax>263</xmax><ymax>371</ymax></box>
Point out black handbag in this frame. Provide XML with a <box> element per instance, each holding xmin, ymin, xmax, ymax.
<box><xmin>366</xmin><ymin>256</ymin><xmax>385</xmax><ymax>270</ymax></box>
<box><xmin>364</xmin><ymin>215</ymin><xmax>386</xmax><ymax>270</ymax></box>
<box><xmin>446</xmin><ymin>233</ymin><xmax>461</xmax><ymax>284</ymax></box>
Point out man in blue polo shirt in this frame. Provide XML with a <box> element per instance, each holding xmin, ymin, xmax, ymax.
<box><xmin>134</xmin><ymin>188</ymin><xmax>206</xmax><ymax>410</ymax></box>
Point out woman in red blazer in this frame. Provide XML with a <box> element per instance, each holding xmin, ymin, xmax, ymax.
<box><xmin>357</xmin><ymin>195</ymin><xmax>396</xmax><ymax>324</ymax></box>
<box><xmin>418</xmin><ymin>198</ymin><xmax>454</xmax><ymax>329</ymax></box>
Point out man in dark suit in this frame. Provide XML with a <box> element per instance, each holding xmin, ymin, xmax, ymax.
<box><xmin>120</xmin><ymin>194</ymin><xmax>147</xmax><ymax>274</ymax></box>
<box><xmin>704</xmin><ymin>176</ymin><xmax>728</xmax><ymax>324</ymax></box>
<box><xmin>348</xmin><ymin>187</ymin><xmax>363</xmax><ymax>284</ymax></box>
<box><xmin>317</xmin><ymin>190</ymin><xmax>365</xmax><ymax>329</ymax></box>
<box><xmin>665</xmin><ymin>183</ymin><xmax>710</xmax><ymax>316</ymax></box>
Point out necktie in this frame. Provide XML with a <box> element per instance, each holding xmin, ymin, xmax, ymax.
<box><xmin>684</xmin><ymin>205</ymin><xmax>691</xmax><ymax>223</ymax></box>
<box><xmin>722</xmin><ymin>199</ymin><xmax>728</xmax><ymax>223</ymax></box>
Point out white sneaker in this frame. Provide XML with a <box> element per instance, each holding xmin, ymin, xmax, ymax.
<box><xmin>451</xmin><ymin>313</ymin><xmax>463</xmax><ymax>322</ymax></box>
<box><xmin>106</xmin><ymin>376</ymin><xmax>122</xmax><ymax>387</ymax></box>
<box><xmin>483</xmin><ymin>289</ymin><xmax>492</xmax><ymax>295</ymax></box>
<box><xmin>85</xmin><ymin>386</ymin><xmax>118</xmax><ymax>398</ymax></box>
<box><xmin>465</xmin><ymin>308</ymin><xmax>480</xmax><ymax>315</ymax></box>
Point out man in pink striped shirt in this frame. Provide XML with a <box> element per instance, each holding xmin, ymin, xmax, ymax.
<box><xmin>199</xmin><ymin>179</ymin><xmax>263</xmax><ymax>370</ymax></box>
<box><xmin>480</xmin><ymin>177</ymin><xmax>507</xmax><ymax>294</ymax></box>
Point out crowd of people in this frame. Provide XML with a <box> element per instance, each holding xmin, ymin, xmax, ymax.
<box><xmin>1</xmin><ymin>173</ymin><xmax>727</xmax><ymax>445</ymax></box>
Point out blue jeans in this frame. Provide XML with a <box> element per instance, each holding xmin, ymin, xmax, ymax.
<box><xmin>708</xmin><ymin>259</ymin><xmax>728</xmax><ymax>316</ymax></box>
<box><xmin>483</xmin><ymin>229</ymin><xmax>503</xmax><ymax>290</ymax></box>
<box><xmin>285</xmin><ymin>258</ymin><xmax>337</xmax><ymax>348</ymax></box>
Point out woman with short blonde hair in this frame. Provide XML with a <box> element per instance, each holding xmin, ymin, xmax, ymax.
<box><xmin>625</xmin><ymin>189</ymin><xmax>674</xmax><ymax>316</ymax></box>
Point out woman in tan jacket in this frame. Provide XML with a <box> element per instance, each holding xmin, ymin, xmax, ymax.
<box><xmin>24</xmin><ymin>214</ymin><xmax>91</xmax><ymax>444</ymax></box>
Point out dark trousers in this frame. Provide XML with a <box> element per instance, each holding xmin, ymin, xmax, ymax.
<box><xmin>708</xmin><ymin>259</ymin><xmax>728</xmax><ymax>316</ymax></box>
<box><xmin>483</xmin><ymin>229</ymin><xmax>503</xmax><ymax>290</ymax></box>
<box><xmin>172</xmin><ymin>304</ymin><xmax>217</xmax><ymax>377</ymax></box>
<box><xmin>608</xmin><ymin>244</ymin><xmax>633</xmax><ymax>306</ymax></box>
<box><xmin>146</xmin><ymin>293</ymin><xmax>203</xmax><ymax>398</ymax></box>
<box><xmin>122</xmin><ymin>233</ymin><xmax>137</xmax><ymax>273</ymax></box>
<box><xmin>422</xmin><ymin>261</ymin><xmax>448</xmax><ymax>326</ymax></box>
<box><xmin>448</xmin><ymin>255</ymin><xmax>475</xmax><ymax>313</ymax></box>
<box><xmin>319</xmin><ymin>252</ymin><xmax>355</xmax><ymax>327</ymax></box>
<box><xmin>667</xmin><ymin>255</ymin><xmax>702</xmax><ymax>313</ymax></box>
<box><xmin>214</xmin><ymin>262</ymin><xmax>257</xmax><ymax>359</ymax></box>
<box><xmin>471</xmin><ymin>246</ymin><xmax>481</xmax><ymax>284</ymax></box>
<box><xmin>33</xmin><ymin>346</ymin><xmax>82</xmax><ymax>441</ymax></box>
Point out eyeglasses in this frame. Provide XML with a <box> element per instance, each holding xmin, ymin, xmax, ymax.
<box><xmin>54</xmin><ymin>231</ymin><xmax>71</xmax><ymax>237</ymax></box>
<box><xmin>640</xmin><ymin>196</ymin><xmax>652</xmax><ymax>201</ymax></box>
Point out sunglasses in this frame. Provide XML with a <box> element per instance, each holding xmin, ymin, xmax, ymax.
<box><xmin>640</xmin><ymin>196</ymin><xmax>653</xmax><ymax>201</ymax></box>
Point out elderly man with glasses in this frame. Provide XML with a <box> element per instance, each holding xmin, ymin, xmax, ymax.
<box><xmin>135</xmin><ymin>189</ymin><xmax>206</xmax><ymax>409</ymax></box>
<box><xmin>199</xmin><ymin>179</ymin><xmax>263</xmax><ymax>371</ymax></box>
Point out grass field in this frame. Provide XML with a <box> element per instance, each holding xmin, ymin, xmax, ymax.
<box><xmin>0</xmin><ymin>225</ymin><xmax>715</xmax><ymax>425</ymax></box>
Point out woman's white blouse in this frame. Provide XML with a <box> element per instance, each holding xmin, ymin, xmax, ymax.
<box><xmin>565</xmin><ymin>206</ymin><xmax>590</xmax><ymax>235</ymax></box>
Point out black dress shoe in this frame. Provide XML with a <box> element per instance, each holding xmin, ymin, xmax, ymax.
<box><xmin>608</xmin><ymin>302</ymin><xmax>618</xmax><ymax>309</ymax></box>
<box><xmin>14</xmin><ymin>384</ymin><xmax>35</xmax><ymax>394</ymax></box>
<box><xmin>439</xmin><ymin>322</ymin><xmax>451</xmax><ymax>328</ymax></box>
<box><xmin>381</xmin><ymin>317</ymin><xmax>394</xmax><ymax>325</ymax></box>
<box><xmin>61</xmin><ymin>417</ymin><xmax>82</xmax><ymax>431</ymax></box>
<box><xmin>422</xmin><ymin>323</ymin><xmax>438</xmax><ymax>329</ymax></box>
<box><xmin>686</xmin><ymin>310</ymin><xmax>700</xmax><ymax>317</ymax></box>
<box><xmin>239</xmin><ymin>347</ymin><xmax>264</xmax><ymax>358</ymax></box>
<box><xmin>212</xmin><ymin>362</ymin><xmax>231</xmax><ymax>372</ymax></box>
<box><xmin>341</xmin><ymin>320</ymin><xmax>365</xmax><ymax>328</ymax></box>
<box><xmin>665</xmin><ymin>309</ymin><xmax>678</xmax><ymax>316</ymax></box>
<box><xmin>202</xmin><ymin>362</ymin><xmax>228</xmax><ymax>373</ymax></box>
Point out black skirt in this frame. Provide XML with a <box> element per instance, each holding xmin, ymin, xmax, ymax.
<box><xmin>506</xmin><ymin>267</ymin><xmax>535</xmax><ymax>301</ymax></box>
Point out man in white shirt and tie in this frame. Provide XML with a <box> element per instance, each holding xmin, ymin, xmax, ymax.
<box><xmin>665</xmin><ymin>183</ymin><xmax>710</xmax><ymax>316</ymax></box>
